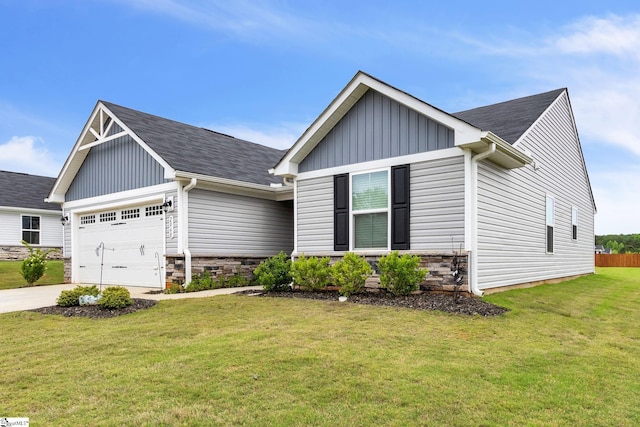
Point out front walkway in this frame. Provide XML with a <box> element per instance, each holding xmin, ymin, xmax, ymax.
<box><xmin>0</xmin><ymin>284</ymin><xmax>262</xmax><ymax>314</ymax></box>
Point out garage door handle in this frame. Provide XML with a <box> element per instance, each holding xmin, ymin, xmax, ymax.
<box><xmin>112</xmin><ymin>266</ymin><xmax>128</xmax><ymax>269</ymax></box>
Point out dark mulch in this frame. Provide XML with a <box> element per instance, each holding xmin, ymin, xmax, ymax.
<box><xmin>238</xmin><ymin>289</ymin><xmax>508</xmax><ymax>316</ymax></box>
<box><xmin>29</xmin><ymin>298</ymin><xmax>158</xmax><ymax>319</ymax></box>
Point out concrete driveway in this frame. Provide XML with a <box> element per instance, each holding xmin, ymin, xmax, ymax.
<box><xmin>0</xmin><ymin>284</ymin><xmax>262</xmax><ymax>314</ymax></box>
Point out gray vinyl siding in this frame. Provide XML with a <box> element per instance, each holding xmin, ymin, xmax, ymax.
<box><xmin>66</xmin><ymin>134</ymin><xmax>165</xmax><ymax>201</ymax></box>
<box><xmin>296</xmin><ymin>176</ymin><xmax>334</xmax><ymax>253</ymax></box>
<box><xmin>0</xmin><ymin>211</ymin><xmax>14</xmax><ymax>245</ymax></box>
<box><xmin>299</xmin><ymin>89</ymin><xmax>455</xmax><ymax>172</ymax></box>
<box><xmin>40</xmin><ymin>214</ymin><xmax>63</xmax><ymax>247</ymax></box>
<box><xmin>410</xmin><ymin>156</ymin><xmax>465</xmax><ymax>252</ymax></box>
<box><xmin>188</xmin><ymin>189</ymin><xmax>293</xmax><ymax>256</ymax></box>
<box><xmin>476</xmin><ymin>92</ymin><xmax>594</xmax><ymax>289</ymax></box>
<box><xmin>165</xmin><ymin>190</ymin><xmax>179</xmax><ymax>255</ymax></box>
<box><xmin>64</xmin><ymin>219</ymin><xmax>71</xmax><ymax>257</ymax></box>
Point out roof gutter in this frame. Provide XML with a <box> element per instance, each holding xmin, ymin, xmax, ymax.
<box><xmin>469</xmin><ymin>141</ymin><xmax>496</xmax><ymax>297</ymax></box>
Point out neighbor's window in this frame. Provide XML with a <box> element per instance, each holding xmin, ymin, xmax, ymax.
<box><xmin>352</xmin><ymin>170</ymin><xmax>389</xmax><ymax>249</ymax></box>
<box><xmin>572</xmin><ymin>207</ymin><xmax>578</xmax><ymax>240</ymax></box>
<box><xmin>22</xmin><ymin>215</ymin><xmax>40</xmax><ymax>245</ymax></box>
<box><xmin>546</xmin><ymin>195</ymin><xmax>554</xmax><ymax>253</ymax></box>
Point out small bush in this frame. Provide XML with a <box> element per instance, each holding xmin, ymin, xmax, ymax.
<box><xmin>185</xmin><ymin>271</ymin><xmax>214</xmax><ymax>292</ymax></box>
<box><xmin>19</xmin><ymin>240</ymin><xmax>59</xmax><ymax>286</ymax></box>
<box><xmin>291</xmin><ymin>254</ymin><xmax>332</xmax><ymax>291</ymax></box>
<box><xmin>377</xmin><ymin>251</ymin><xmax>428</xmax><ymax>296</ymax></box>
<box><xmin>253</xmin><ymin>251</ymin><xmax>292</xmax><ymax>291</ymax></box>
<box><xmin>57</xmin><ymin>285</ymin><xmax>100</xmax><ymax>307</ymax></box>
<box><xmin>226</xmin><ymin>273</ymin><xmax>249</xmax><ymax>288</ymax></box>
<box><xmin>332</xmin><ymin>253</ymin><xmax>373</xmax><ymax>297</ymax></box>
<box><xmin>98</xmin><ymin>286</ymin><xmax>132</xmax><ymax>309</ymax></box>
<box><xmin>165</xmin><ymin>282</ymin><xmax>185</xmax><ymax>294</ymax></box>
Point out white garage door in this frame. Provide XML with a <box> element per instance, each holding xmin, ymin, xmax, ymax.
<box><xmin>77</xmin><ymin>204</ymin><xmax>164</xmax><ymax>287</ymax></box>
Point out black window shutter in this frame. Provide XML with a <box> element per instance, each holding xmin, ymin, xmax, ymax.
<box><xmin>334</xmin><ymin>174</ymin><xmax>349</xmax><ymax>251</ymax></box>
<box><xmin>391</xmin><ymin>165</ymin><xmax>410</xmax><ymax>250</ymax></box>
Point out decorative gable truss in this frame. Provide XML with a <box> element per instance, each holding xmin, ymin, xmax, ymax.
<box><xmin>47</xmin><ymin>102</ymin><xmax>174</xmax><ymax>204</ymax></box>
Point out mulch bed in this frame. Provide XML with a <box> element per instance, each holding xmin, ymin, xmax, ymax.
<box><xmin>29</xmin><ymin>290</ymin><xmax>508</xmax><ymax>318</ymax></box>
<box><xmin>29</xmin><ymin>298</ymin><xmax>157</xmax><ymax>319</ymax></box>
<box><xmin>239</xmin><ymin>289</ymin><xmax>508</xmax><ymax>316</ymax></box>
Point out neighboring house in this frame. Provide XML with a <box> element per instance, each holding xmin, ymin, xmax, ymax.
<box><xmin>595</xmin><ymin>245</ymin><xmax>611</xmax><ymax>254</ymax></box>
<box><xmin>0</xmin><ymin>170</ymin><xmax>63</xmax><ymax>260</ymax></box>
<box><xmin>272</xmin><ymin>71</ymin><xmax>596</xmax><ymax>295</ymax></box>
<box><xmin>46</xmin><ymin>101</ymin><xmax>293</xmax><ymax>288</ymax></box>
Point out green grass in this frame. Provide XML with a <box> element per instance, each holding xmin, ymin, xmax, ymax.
<box><xmin>2</xmin><ymin>268</ymin><xmax>640</xmax><ymax>425</ymax></box>
<box><xmin>0</xmin><ymin>260</ymin><xmax>64</xmax><ymax>290</ymax></box>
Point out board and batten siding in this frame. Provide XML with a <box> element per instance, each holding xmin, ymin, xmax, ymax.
<box><xmin>66</xmin><ymin>134</ymin><xmax>165</xmax><ymax>201</ymax></box>
<box><xmin>165</xmin><ymin>190</ymin><xmax>179</xmax><ymax>255</ymax></box>
<box><xmin>299</xmin><ymin>89</ymin><xmax>455</xmax><ymax>173</ymax></box>
<box><xmin>410</xmin><ymin>156</ymin><xmax>465</xmax><ymax>252</ymax></box>
<box><xmin>476</xmin><ymin>92</ymin><xmax>594</xmax><ymax>289</ymax></box>
<box><xmin>188</xmin><ymin>189</ymin><xmax>293</xmax><ymax>256</ymax></box>
<box><xmin>296</xmin><ymin>176</ymin><xmax>334</xmax><ymax>253</ymax></box>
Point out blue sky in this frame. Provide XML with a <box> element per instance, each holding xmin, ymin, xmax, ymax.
<box><xmin>0</xmin><ymin>0</ymin><xmax>638</xmax><ymax>235</ymax></box>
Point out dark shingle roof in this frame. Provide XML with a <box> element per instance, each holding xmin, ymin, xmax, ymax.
<box><xmin>101</xmin><ymin>101</ymin><xmax>287</xmax><ymax>186</ymax></box>
<box><xmin>453</xmin><ymin>89</ymin><xmax>565</xmax><ymax>144</ymax></box>
<box><xmin>0</xmin><ymin>170</ymin><xmax>59</xmax><ymax>211</ymax></box>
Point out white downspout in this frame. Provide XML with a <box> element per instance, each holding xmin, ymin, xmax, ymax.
<box><xmin>470</xmin><ymin>142</ymin><xmax>496</xmax><ymax>296</ymax></box>
<box><xmin>182</xmin><ymin>178</ymin><xmax>197</xmax><ymax>285</ymax></box>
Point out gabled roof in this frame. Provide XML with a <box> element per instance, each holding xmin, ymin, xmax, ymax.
<box><xmin>0</xmin><ymin>170</ymin><xmax>59</xmax><ymax>211</ymax></box>
<box><xmin>272</xmin><ymin>71</ymin><xmax>537</xmax><ymax>177</ymax></box>
<box><xmin>453</xmin><ymin>89</ymin><xmax>566</xmax><ymax>144</ymax></box>
<box><xmin>101</xmin><ymin>101</ymin><xmax>286</xmax><ymax>186</ymax></box>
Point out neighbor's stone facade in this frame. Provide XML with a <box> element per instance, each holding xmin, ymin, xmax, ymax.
<box><xmin>0</xmin><ymin>245</ymin><xmax>63</xmax><ymax>261</ymax></box>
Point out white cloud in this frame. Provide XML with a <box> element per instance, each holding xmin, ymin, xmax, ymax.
<box><xmin>592</xmin><ymin>169</ymin><xmax>640</xmax><ymax>235</ymax></box>
<box><xmin>204</xmin><ymin>121</ymin><xmax>307</xmax><ymax>150</ymax></box>
<box><xmin>0</xmin><ymin>136</ymin><xmax>62</xmax><ymax>177</ymax></box>
<box><xmin>555</xmin><ymin>15</ymin><xmax>640</xmax><ymax>58</ymax></box>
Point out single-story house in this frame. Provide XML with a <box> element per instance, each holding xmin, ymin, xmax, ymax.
<box><xmin>46</xmin><ymin>101</ymin><xmax>293</xmax><ymax>288</ymax></box>
<box><xmin>0</xmin><ymin>170</ymin><xmax>63</xmax><ymax>260</ymax></box>
<box><xmin>272</xmin><ymin>71</ymin><xmax>596</xmax><ymax>295</ymax></box>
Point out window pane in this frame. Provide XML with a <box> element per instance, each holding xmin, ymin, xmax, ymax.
<box><xmin>353</xmin><ymin>171</ymin><xmax>388</xmax><ymax>211</ymax></box>
<box><xmin>547</xmin><ymin>225</ymin><xmax>554</xmax><ymax>253</ymax></box>
<box><xmin>546</xmin><ymin>196</ymin><xmax>554</xmax><ymax>226</ymax></box>
<box><xmin>22</xmin><ymin>216</ymin><xmax>30</xmax><ymax>229</ymax></box>
<box><xmin>355</xmin><ymin>212</ymin><xmax>388</xmax><ymax>248</ymax></box>
<box><xmin>31</xmin><ymin>216</ymin><xmax>40</xmax><ymax>230</ymax></box>
<box><xmin>22</xmin><ymin>231</ymin><xmax>39</xmax><ymax>245</ymax></box>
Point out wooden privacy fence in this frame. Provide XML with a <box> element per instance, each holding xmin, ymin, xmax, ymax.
<box><xmin>595</xmin><ymin>254</ymin><xmax>640</xmax><ymax>267</ymax></box>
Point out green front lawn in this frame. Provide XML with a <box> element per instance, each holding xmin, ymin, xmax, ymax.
<box><xmin>0</xmin><ymin>260</ymin><xmax>64</xmax><ymax>290</ymax></box>
<box><xmin>2</xmin><ymin>268</ymin><xmax>639</xmax><ymax>425</ymax></box>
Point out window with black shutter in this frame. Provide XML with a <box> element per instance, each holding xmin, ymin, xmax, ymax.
<box><xmin>334</xmin><ymin>174</ymin><xmax>349</xmax><ymax>251</ymax></box>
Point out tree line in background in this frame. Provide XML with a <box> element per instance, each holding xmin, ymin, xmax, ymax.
<box><xmin>595</xmin><ymin>234</ymin><xmax>640</xmax><ymax>254</ymax></box>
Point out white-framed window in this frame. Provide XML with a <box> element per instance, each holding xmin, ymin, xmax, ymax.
<box><xmin>572</xmin><ymin>207</ymin><xmax>578</xmax><ymax>241</ymax></box>
<box><xmin>99</xmin><ymin>212</ymin><xmax>116</xmax><ymax>223</ymax></box>
<box><xmin>145</xmin><ymin>205</ymin><xmax>163</xmax><ymax>217</ymax></box>
<box><xmin>546</xmin><ymin>195</ymin><xmax>554</xmax><ymax>254</ymax></box>
<box><xmin>80</xmin><ymin>214</ymin><xmax>95</xmax><ymax>225</ymax></box>
<box><xmin>21</xmin><ymin>215</ymin><xmax>40</xmax><ymax>244</ymax></box>
<box><xmin>351</xmin><ymin>169</ymin><xmax>389</xmax><ymax>249</ymax></box>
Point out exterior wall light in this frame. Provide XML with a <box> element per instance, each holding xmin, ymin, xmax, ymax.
<box><xmin>61</xmin><ymin>214</ymin><xmax>69</xmax><ymax>226</ymax></box>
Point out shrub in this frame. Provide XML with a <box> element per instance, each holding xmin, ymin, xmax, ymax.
<box><xmin>57</xmin><ymin>285</ymin><xmax>100</xmax><ymax>307</ymax></box>
<box><xmin>377</xmin><ymin>251</ymin><xmax>428</xmax><ymax>296</ymax></box>
<box><xmin>291</xmin><ymin>254</ymin><xmax>332</xmax><ymax>291</ymax></box>
<box><xmin>226</xmin><ymin>273</ymin><xmax>249</xmax><ymax>288</ymax></box>
<box><xmin>253</xmin><ymin>251</ymin><xmax>292</xmax><ymax>291</ymax></box>
<box><xmin>185</xmin><ymin>271</ymin><xmax>214</xmax><ymax>292</ymax></box>
<box><xmin>19</xmin><ymin>240</ymin><xmax>59</xmax><ymax>286</ymax></box>
<box><xmin>164</xmin><ymin>282</ymin><xmax>185</xmax><ymax>294</ymax></box>
<box><xmin>332</xmin><ymin>253</ymin><xmax>373</xmax><ymax>297</ymax></box>
<box><xmin>98</xmin><ymin>286</ymin><xmax>132</xmax><ymax>309</ymax></box>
